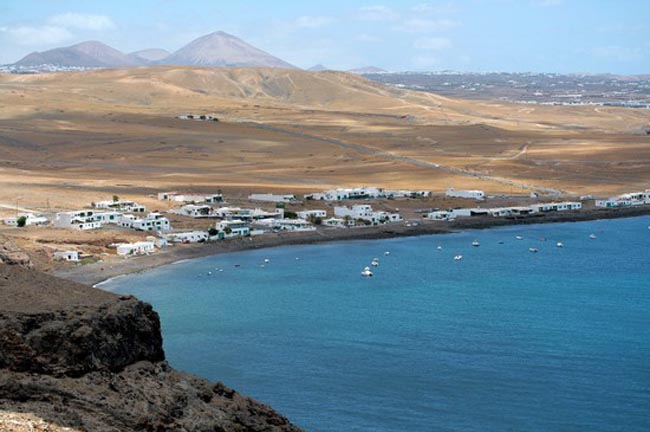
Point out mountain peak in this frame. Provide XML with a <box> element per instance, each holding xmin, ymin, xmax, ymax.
<box><xmin>161</xmin><ymin>31</ymin><xmax>297</xmax><ymax>69</ymax></box>
<box><xmin>308</xmin><ymin>64</ymin><xmax>329</xmax><ymax>72</ymax></box>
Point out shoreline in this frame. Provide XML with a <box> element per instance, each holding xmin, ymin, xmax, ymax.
<box><xmin>53</xmin><ymin>206</ymin><xmax>650</xmax><ymax>287</ymax></box>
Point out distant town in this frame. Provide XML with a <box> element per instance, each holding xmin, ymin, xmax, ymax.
<box><xmin>363</xmin><ymin>71</ymin><xmax>650</xmax><ymax>109</ymax></box>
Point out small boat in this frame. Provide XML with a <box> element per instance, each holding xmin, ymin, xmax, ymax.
<box><xmin>384</xmin><ymin>251</ymin><xmax>390</xmax><ymax>256</ymax></box>
<box><xmin>529</xmin><ymin>247</ymin><xmax>539</xmax><ymax>253</ymax></box>
<box><xmin>515</xmin><ymin>236</ymin><xmax>524</xmax><ymax>240</ymax></box>
<box><xmin>556</xmin><ymin>242</ymin><xmax>564</xmax><ymax>248</ymax></box>
<box><xmin>437</xmin><ymin>246</ymin><xmax>443</xmax><ymax>250</ymax></box>
<box><xmin>371</xmin><ymin>258</ymin><xmax>380</xmax><ymax>267</ymax></box>
<box><xmin>498</xmin><ymin>241</ymin><xmax>504</xmax><ymax>244</ymax></box>
<box><xmin>472</xmin><ymin>240</ymin><xmax>480</xmax><ymax>247</ymax></box>
<box><xmin>264</xmin><ymin>258</ymin><xmax>270</xmax><ymax>263</ymax></box>
<box><xmin>454</xmin><ymin>254</ymin><xmax>463</xmax><ymax>261</ymax></box>
<box><xmin>207</xmin><ymin>271</ymin><xmax>212</xmax><ymax>275</ymax></box>
<box><xmin>589</xmin><ymin>233</ymin><xmax>597</xmax><ymax>239</ymax></box>
<box><xmin>361</xmin><ymin>266</ymin><xmax>373</xmax><ymax>277</ymax></box>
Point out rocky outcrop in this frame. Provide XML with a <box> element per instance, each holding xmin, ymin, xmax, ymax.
<box><xmin>0</xmin><ymin>264</ymin><xmax>302</xmax><ymax>431</ymax></box>
<box><xmin>0</xmin><ymin>240</ymin><xmax>32</xmax><ymax>268</ymax></box>
<box><xmin>0</xmin><ymin>296</ymin><xmax>164</xmax><ymax>377</ymax></box>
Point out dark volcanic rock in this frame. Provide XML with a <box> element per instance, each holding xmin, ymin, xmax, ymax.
<box><xmin>0</xmin><ymin>296</ymin><xmax>165</xmax><ymax>377</ymax></box>
<box><xmin>0</xmin><ymin>264</ymin><xmax>302</xmax><ymax>431</ymax></box>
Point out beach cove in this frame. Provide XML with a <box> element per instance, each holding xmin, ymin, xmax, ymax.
<box><xmin>102</xmin><ymin>215</ymin><xmax>650</xmax><ymax>431</ymax></box>
<box><xmin>54</xmin><ymin>205</ymin><xmax>650</xmax><ymax>287</ymax></box>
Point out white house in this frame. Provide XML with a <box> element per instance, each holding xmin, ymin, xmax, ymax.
<box><xmin>248</xmin><ymin>193</ymin><xmax>297</xmax><ymax>203</ymax></box>
<box><xmin>215</xmin><ymin>220</ymin><xmax>250</xmax><ymax>238</ymax></box>
<box><xmin>297</xmin><ymin>209</ymin><xmax>327</xmax><ymax>220</ymax></box>
<box><xmin>426</xmin><ymin>210</ymin><xmax>455</xmax><ymax>221</ymax></box>
<box><xmin>305</xmin><ymin>187</ymin><xmax>384</xmax><ymax>201</ymax></box>
<box><xmin>446</xmin><ymin>187</ymin><xmax>485</xmax><ymax>200</ymax></box>
<box><xmin>383</xmin><ymin>190</ymin><xmax>431</xmax><ymax>199</ymax></box>
<box><xmin>131</xmin><ymin>213</ymin><xmax>171</xmax><ymax>232</ymax></box>
<box><xmin>334</xmin><ymin>205</ymin><xmax>402</xmax><ymax>225</ymax></box>
<box><xmin>323</xmin><ymin>217</ymin><xmax>347</xmax><ymax>227</ymax></box>
<box><xmin>595</xmin><ymin>190</ymin><xmax>650</xmax><ymax>208</ymax></box>
<box><xmin>116</xmin><ymin>241</ymin><xmax>156</xmax><ymax>256</ymax></box>
<box><xmin>53</xmin><ymin>211</ymin><xmax>104</xmax><ymax>230</ymax></box>
<box><xmin>529</xmin><ymin>202</ymin><xmax>582</xmax><ymax>212</ymax></box>
<box><xmin>3</xmin><ymin>213</ymin><xmax>49</xmax><ymax>226</ymax></box>
<box><xmin>164</xmin><ymin>231</ymin><xmax>209</xmax><ymax>244</ymax></box>
<box><xmin>306</xmin><ymin>187</ymin><xmax>430</xmax><ymax>201</ymax></box>
<box><xmin>255</xmin><ymin>218</ymin><xmax>316</xmax><ymax>232</ymax></box>
<box><xmin>169</xmin><ymin>204</ymin><xmax>218</xmax><ymax>218</ymax></box>
<box><xmin>93</xmin><ymin>200</ymin><xmax>146</xmax><ymax>213</ymax></box>
<box><xmin>53</xmin><ymin>251</ymin><xmax>79</xmax><ymax>262</ymax></box>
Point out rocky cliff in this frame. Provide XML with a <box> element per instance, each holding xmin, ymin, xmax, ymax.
<box><xmin>0</xmin><ymin>264</ymin><xmax>302</xmax><ymax>432</ymax></box>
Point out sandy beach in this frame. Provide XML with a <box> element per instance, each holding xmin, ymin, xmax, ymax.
<box><xmin>52</xmin><ymin>205</ymin><xmax>650</xmax><ymax>287</ymax></box>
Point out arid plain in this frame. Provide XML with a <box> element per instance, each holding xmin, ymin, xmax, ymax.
<box><xmin>1</xmin><ymin>66</ymin><xmax>649</xmax><ymax>213</ymax></box>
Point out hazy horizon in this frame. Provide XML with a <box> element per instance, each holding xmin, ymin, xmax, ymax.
<box><xmin>1</xmin><ymin>0</ymin><xmax>648</xmax><ymax>75</ymax></box>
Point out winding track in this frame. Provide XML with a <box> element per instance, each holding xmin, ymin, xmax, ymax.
<box><xmin>237</xmin><ymin>120</ymin><xmax>563</xmax><ymax>195</ymax></box>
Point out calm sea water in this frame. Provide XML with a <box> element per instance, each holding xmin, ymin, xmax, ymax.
<box><xmin>103</xmin><ymin>216</ymin><xmax>650</xmax><ymax>431</ymax></box>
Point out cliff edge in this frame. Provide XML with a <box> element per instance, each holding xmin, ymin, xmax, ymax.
<box><xmin>0</xmin><ymin>264</ymin><xmax>302</xmax><ymax>431</ymax></box>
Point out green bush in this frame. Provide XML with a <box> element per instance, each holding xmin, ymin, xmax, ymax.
<box><xmin>16</xmin><ymin>216</ymin><xmax>27</xmax><ymax>227</ymax></box>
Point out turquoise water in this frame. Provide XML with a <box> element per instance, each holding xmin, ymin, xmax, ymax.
<box><xmin>103</xmin><ymin>217</ymin><xmax>650</xmax><ymax>431</ymax></box>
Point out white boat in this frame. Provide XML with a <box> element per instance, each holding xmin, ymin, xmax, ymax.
<box><xmin>264</xmin><ymin>258</ymin><xmax>270</xmax><ymax>263</ymax></box>
<box><xmin>515</xmin><ymin>236</ymin><xmax>524</xmax><ymax>240</ymax></box>
<box><xmin>529</xmin><ymin>247</ymin><xmax>539</xmax><ymax>253</ymax></box>
<box><xmin>454</xmin><ymin>254</ymin><xmax>463</xmax><ymax>261</ymax></box>
<box><xmin>589</xmin><ymin>233</ymin><xmax>597</xmax><ymax>239</ymax></box>
<box><xmin>472</xmin><ymin>240</ymin><xmax>480</xmax><ymax>247</ymax></box>
<box><xmin>556</xmin><ymin>242</ymin><xmax>564</xmax><ymax>248</ymax></box>
<box><xmin>361</xmin><ymin>266</ymin><xmax>373</xmax><ymax>277</ymax></box>
<box><xmin>371</xmin><ymin>258</ymin><xmax>380</xmax><ymax>267</ymax></box>
<box><xmin>437</xmin><ymin>246</ymin><xmax>443</xmax><ymax>250</ymax></box>
<box><xmin>384</xmin><ymin>251</ymin><xmax>390</xmax><ymax>256</ymax></box>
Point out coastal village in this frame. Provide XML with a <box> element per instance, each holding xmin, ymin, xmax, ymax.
<box><xmin>2</xmin><ymin>185</ymin><xmax>649</xmax><ymax>270</ymax></box>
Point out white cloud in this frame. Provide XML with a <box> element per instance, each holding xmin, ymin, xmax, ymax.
<box><xmin>592</xmin><ymin>46</ymin><xmax>643</xmax><ymax>62</ymax></box>
<box><xmin>0</xmin><ymin>25</ymin><xmax>73</xmax><ymax>46</ymax></box>
<box><xmin>47</xmin><ymin>13</ymin><xmax>115</xmax><ymax>31</ymax></box>
<box><xmin>357</xmin><ymin>6</ymin><xmax>399</xmax><ymax>21</ymax></box>
<box><xmin>414</xmin><ymin>37</ymin><xmax>452</xmax><ymax>51</ymax></box>
<box><xmin>394</xmin><ymin>18</ymin><xmax>458</xmax><ymax>33</ymax></box>
<box><xmin>294</xmin><ymin>16</ymin><xmax>333</xmax><ymax>29</ymax></box>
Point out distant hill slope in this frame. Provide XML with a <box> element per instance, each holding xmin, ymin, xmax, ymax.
<box><xmin>15</xmin><ymin>41</ymin><xmax>144</xmax><ymax>68</ymax></box>
<box><xmin>129</xmin><ymin>48</ymin><xmax>170</xmax><ymax>62</ymax></box>
<box><xmin>1</xmin><ymin>65</ymin><xmax>647</xmax><ymax>134</ymax></box>
<box><xmin>161</xmin><ymin>31</ymin><xmax>296</xmax><ymax>69</ymax></box>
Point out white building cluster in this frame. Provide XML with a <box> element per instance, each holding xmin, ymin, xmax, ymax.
<box><xmin>158</xmin><ymin>192</ymin><xmax>223</xmax><ymax>204</ymax></box>
<box><xmin>334</xmin><ymin>205</ymin><xmax>403</xmax><ymax>225</ymax></box>
<box><xmin>305</xmin><ymin>187</ymin><xmax>430</xmax><ymax>201</ymax></box>
<box><xmin>3</xmin><ymin>213</ymin><xmax>49</xmax><ymax>227</ymax></box>
<box><xmin>427</xmin><ymin>201</ymin><xmax>582</xmax><ymax>221</ymax></box>
<box><xmin>445</xmin><ymin>187</ymin><xmax>485</xmax><ymax>201</ymax></box>
<box><xmin>595</xmin><ymin>190</ymin><xmax>650</xmax><ymax>208</ymax></box>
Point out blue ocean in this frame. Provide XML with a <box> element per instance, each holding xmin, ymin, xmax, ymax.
<box><xmin>103</xmin><ymin>216</ymin><xmax>650</xmax><ymax>431</ymax></box>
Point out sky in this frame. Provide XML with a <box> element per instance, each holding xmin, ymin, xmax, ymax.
<box><xmin>0</xmin><ymin>0</ymin><xmax>648</xmax><ymax>74</ymax></box>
